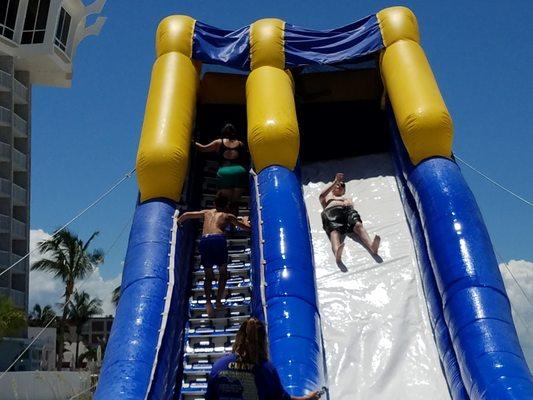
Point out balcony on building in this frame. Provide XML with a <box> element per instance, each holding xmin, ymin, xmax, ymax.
<box><xmin>12</xmin><ymin>183</ymin><xmax>27</xmax><ymax>206</ymax></box>
<box><xmin>0</xmin><ymin>106</ymin><xmax>11</xmax><ymax>127</ymax></box>
<box><xmin>12</xmin><ymin>148</ymin><xmax>27</xmax><ymax>171</ymax></box>
<box><xmin>0</xmin><ymin>69</ymin><xmax>28</xmax><ymax>104</ymax></box>
<box><xmin>0</xmin><ymin>213</ymin><xmax>10</xmax><ymax>233</ymax></box>
<box><xmin>13</xmin><ymin>78</ymin><xmax>28</xmax><ymax>105</ymax></box>
<box><xmin>0</xmin><ymin>177</ymin><xmax>10</xmax><ymax>198</ymax></box>
<box><xmin>0</xmin><ymin>249</ymin><xmax>9</xmax><ymax>267</ymax></box>
<box><xmin>12</xmin><ymin>113</ymin><xmax>27</xmax><ymax>138</ymax></box>
<box><xmin>10</xmin><ymin>288</ymin><xmax>25</xmax><ymax>309</ymax></box>
<box><xmin>11</xmin><ymin>253</ymin><xmax>26</xmax><ymax>273</ymax></box>
<box><xmin>0</xmin><ymin>141</ymin><xmax>10</xmax><ymax>162</ymax></box>
<box><xmin>0</xmin><ymin>251</ymin><xmax>26</xmax><ymax>273</ymax></box>
<box><xmin>0</xmin><ymin>69</ymin><xmax>11</xmax><ymax>91</ymax></box>
<box><xmin>12</xmin><ymin>218</ymin><xmax>26</xmax><ymax>239</ymax></box>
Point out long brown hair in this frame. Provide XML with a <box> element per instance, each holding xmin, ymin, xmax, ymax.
<box><xmin>232</xmin><ymin>317</ymin><xmax>269</xmax><ymax>364</ymax></box>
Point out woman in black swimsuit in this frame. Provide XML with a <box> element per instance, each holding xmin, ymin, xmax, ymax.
<box><xmin>196</xmin><ymin>123</ymin><xmax>248</xmax><ymax>215</ymax></box>
<box><xmin>319</xmin><ymin>173</ymin><xmax>380</xmax><ymax>263</ymax></box>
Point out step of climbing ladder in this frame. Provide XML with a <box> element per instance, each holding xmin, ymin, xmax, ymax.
<box><xmin>181</xmin><ymin>166</ymin><xmax>252</xmax><ymax>399</ymax></box>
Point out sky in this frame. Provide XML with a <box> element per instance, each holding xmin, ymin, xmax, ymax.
<box><xmin>28</xmin><ymin>0</ymin><xmax>532</xmax><ymax>326</ymax></box>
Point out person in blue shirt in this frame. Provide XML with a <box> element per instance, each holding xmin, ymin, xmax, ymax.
<box><xmin>206</xmin><ymin>317</ymin><xmax>321</xmax><ymax>400</ymax></box>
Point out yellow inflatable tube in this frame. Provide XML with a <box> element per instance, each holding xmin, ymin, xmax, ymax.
<box><xmin>378</xmin><ymin>7</ymin><xmax>453</xmax><ymax>165</ymax></box>
<box><xmin>136</xmin><ymin>16</ymin><xmax>199</xmax><ymax>202</ymax></box>
<box><xmin>247</xmin><ymin>66</ymin><xmax>299</xmax><ymax>172</ymax></box>
<box><xmin>247</xmin><ymin>18</ymin><xmax>299</xmax><ymax>172</ymax></box>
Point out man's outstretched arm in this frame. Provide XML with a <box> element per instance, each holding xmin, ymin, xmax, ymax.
<box><xmin>176</xmin><ymin>210</ymin><xmax>206</xmax><ymax>225</ymax></box>
<box><xmin>319</xmin><ymin>172</ymin><xmax>344</xmax><ymax>208</ymax></box>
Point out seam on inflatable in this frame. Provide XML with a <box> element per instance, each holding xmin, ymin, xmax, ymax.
<box><xmin>266</xmin><ymin>293</ymin><xmax>320</xmax><ymax>315</ymax></box>
<box><xmin>120</xmin><ymin>275</ymin><xmax>168</xmax><ymax>294</ymax></box>
<box><xmin>474</xmin><ymin>350</ymin><xmax>529</xmax><ymax>363</ymax></box>
<box><xmin>441</xmin><ymin>283</ymin><xmax>510</xmax><ymax>309</ymax></box>
<box><xmin>144</xmin><ymin>209</ymin><xmax>179</xmax><ymax>399</ymax></box>
<box><xmin>450</xmin><ymin>317</ymin><xmax>516</xmax><ymax>342</ymax></box>
<box><xmin>100</xmin><ymin>358</ymin><xmax>153</xmax><ymax>372</ymax></box>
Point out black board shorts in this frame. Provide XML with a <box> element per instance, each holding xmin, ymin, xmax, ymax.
<box><xmin>321</xmin><ymin>205</ymin><xmax>362</xmax><ymax>235</ymax></box>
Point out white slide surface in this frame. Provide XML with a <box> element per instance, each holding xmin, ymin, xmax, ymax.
<box><xmin>302</xmin><ymin>154</ymin><xmax>450</xmax><ymax>400</ymax></box>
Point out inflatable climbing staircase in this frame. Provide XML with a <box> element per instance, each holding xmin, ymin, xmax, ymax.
<box><xmin>180</xmin><ymin>160</ymin><xmax>252</xmax><ymax>399</ymax></box>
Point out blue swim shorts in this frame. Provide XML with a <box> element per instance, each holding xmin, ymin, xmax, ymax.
<box><xmin>199</xmin><ymin>234</ymin><xmax>228</xmax><ymax>268</ymax></box>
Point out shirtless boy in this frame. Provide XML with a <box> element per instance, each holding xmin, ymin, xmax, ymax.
<box><xmin>177</xmin><ymin>194</ymin><xmax>251</xmax><ymax>317</ymax></box>
<box><xmin>319</xmin><ymin>173</ymin><xmax>380</xmax><ymax>263</ymax></box>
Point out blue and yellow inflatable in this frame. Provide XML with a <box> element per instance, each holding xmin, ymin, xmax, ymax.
<box><xmin>95</xmin><ymin>7</ymin><xmax>532</xmax><ymax>400</ymax></box>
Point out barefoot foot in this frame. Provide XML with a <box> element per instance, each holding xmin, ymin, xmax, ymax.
<box><xmin>371</xmin><ymin>235</ymin><xmax>381</xmax><ymax>255</ymax></box>
<box><xmin>335</xmin><ymin>243</ymin><xmax>345</xmax><ymax>263</ymax></box>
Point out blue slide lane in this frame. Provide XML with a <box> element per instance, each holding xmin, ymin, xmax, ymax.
<box><xmin>389</xmin><ymin>115</ymin><xmax>533</xmax><ymax>397</ymax></box>
<box><xmin>95</xmin><ymin>199</ymin><xmax>195</xmax><ymax>400</ymax></box>
<box><xmin>390</xmin><ymin>119</ymin><xmax>468</xmax><ymax>399</ymax></box>
<box><xmin>250</xmin><ymin>166</ymin><xmax>325</xmax><ymax>395</ymax></box>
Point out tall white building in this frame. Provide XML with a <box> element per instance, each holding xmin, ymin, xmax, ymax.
<box><xmin>0</xmin><ymin>0</ymin><xmax>106</xmax><ymax>311</ymax></box>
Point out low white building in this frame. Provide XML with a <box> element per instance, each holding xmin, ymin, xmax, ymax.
<box><xmin>27</xmin><ymin>326</ymin><xmax>56</xmax><ymax>370</ymax></box>
<box><xmin>0</xmin><ymin>0</ymin><xmax>106</xmax><ymax>311</ymax></box>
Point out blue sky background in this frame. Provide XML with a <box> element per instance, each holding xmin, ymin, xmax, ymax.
<box><xmin>30</xmin><ymin>0</ymin><xmax>533</xmax><ymax>284</ymax></box>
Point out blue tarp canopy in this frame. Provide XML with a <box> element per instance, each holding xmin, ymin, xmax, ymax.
<box><xmin>192</xmin><ymin>14</ymin><xmax>383</xmax><ymax>70</ymax></box>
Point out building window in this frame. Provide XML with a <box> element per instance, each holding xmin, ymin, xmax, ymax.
<box><xmin>0</xmin><ymin>0</ymin><xmax>20</xmax><ymax>40</ymax></box>
<box><xmin>92</xmin><ymin>321</ymin><xmax>104</xmax><ymax>331</ymax></box>
<box><xmin>54</xmin><ymin>7</ymin><xmax>70</xmax><ymax>51</ymax></box>
<box><xmin>21</xmin><ymin>0</ymin><xmax>49</xmax><ymax>44</ymax></box>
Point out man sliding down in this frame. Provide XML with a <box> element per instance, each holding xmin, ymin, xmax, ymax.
<box><xmin>320</xmin><ymin>173</ymin><xmax>380</xmax><ymax>263</ymax></box>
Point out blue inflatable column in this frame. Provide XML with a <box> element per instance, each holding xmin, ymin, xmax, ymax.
<box><xmin>95</xmin><ymin>199</ymin><xmax>195</xmax><ymax>399</ymax></box>
<box><xmin>250</xmin><ymin>166</ymin><xmax>325</xmax><ymax>395</ymax></box>
<box><xmin>410</xmin><ymin>157</ymin><xmax>533</xmax><ymax>399</ymax></box>
<box><xmin>391</xmin><ymin>130</ymin><xmax>468</xmax><ymax>400</ymax></box>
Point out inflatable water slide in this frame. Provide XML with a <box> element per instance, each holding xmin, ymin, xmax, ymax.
<box><xmin>95</xmin><ymin>7</ymin><xmax>533</xmax><ymax>400</ymax></box>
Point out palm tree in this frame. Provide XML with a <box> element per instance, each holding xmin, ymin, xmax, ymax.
<box><xmin>29</xmin><ymin>303</ymin><xmax>57</xmax><ymax>327</ymax></box>
<box><xmin>67</xmin><ymin>290</ymin><xmax>103</xmax><ymax>368</ymax></box>
<box><xmin>31</xmin><ymin>229</ymin><xmax>104</xmax><ymax>370</ymax></box>
<box><xmin>111</xmin><ymin>285</ymin><xmax>121</xmax><ymax>308</ymax></box>
<box><xmin>0</xmin><ymin>296</ymin><xmax>26</xmax><ymax>338</ymax></box>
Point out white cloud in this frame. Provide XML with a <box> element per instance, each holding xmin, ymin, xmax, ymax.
<box><xmin>499</xmin><ymin>259</ymin><xmax>533</xmax><ymax>369</ymax></box>
<box><xmin>75</xmin><ymin>267</ymin><xmax>122</xmax><ymax>316</ymax></box>
<box><xmin>29</xmin><ymin>229</ymin><xmax>122</xmax><ymax>316</ymax></box>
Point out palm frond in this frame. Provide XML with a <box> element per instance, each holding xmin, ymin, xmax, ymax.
<box><xmin>31</xmin><ymin>259</ymin><xmax>69</xmax><ymax>281</ymax></box>
<box><xmin>82</xmin><ymin>231</ymin><xmax>100</xmax><ymax>252</ymax></box>
<box><xmin>89</xmin><ymin>248</ymin><xmax>105</xmax><ymax>265</ymax></box>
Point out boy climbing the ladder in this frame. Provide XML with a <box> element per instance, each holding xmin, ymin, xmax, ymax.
<box><xmin>177</xmin><ymin>193</ymin><xmax>251</xmax><ymax>317</ymax></box>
